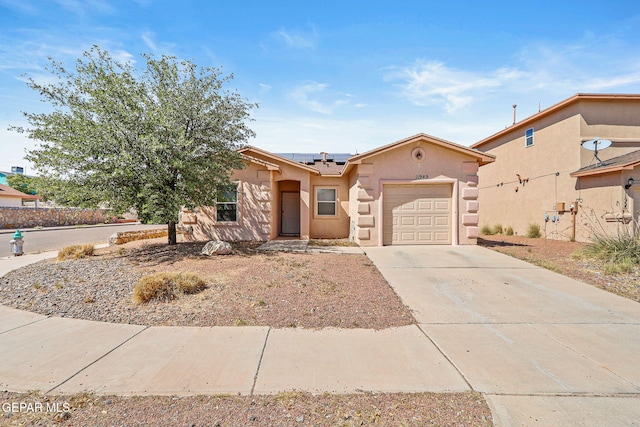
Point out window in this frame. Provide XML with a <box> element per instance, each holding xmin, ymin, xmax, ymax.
<box><xmin>216</xmin><ymin>182</ymin><xmax>238</xmax><ymax>222</ymax></box>
<box><xmin>316</xmin><ymin>188</ymin><xmax>337</xmax><ymax>216</ymax></box>
<box><xmin>525</xmin><ymin>127</ymin><xmax>534</xmax><ymax>147</ymax></box>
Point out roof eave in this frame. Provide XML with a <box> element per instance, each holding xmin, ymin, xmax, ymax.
<box><xmin>571</xmin><ymin>163</ymin><xmax>639</xmax><ymax>178</ymax></box>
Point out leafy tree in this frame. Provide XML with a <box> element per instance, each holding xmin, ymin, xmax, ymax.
<box><xmin>7</xmin><ymin>174</ymin><xmax>37</xmax><ymax>195</ymax></box>
<box><xmin>11</xmin><ymin>46</ymin><xmax>256</xmax><ymax>244</ymax></box>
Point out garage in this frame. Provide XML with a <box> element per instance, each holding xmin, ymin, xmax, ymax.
<box><xmin>383</xmin><ymin>184</ymin><xmax>452</xmax><ymax>245</ymax></box>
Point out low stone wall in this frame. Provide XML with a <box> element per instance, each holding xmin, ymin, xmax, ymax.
<box><xmin>0</xmin><ymin>207</ymin><xmax>112</xmax><ymax>229</ymax></box>
<box><xmin>109</xmin><ymin>228</ymin><xmax>168</xmax><ymax>245</ymax></box>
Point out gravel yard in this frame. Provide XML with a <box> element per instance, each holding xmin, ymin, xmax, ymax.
<box><xmin>0</xmin><ymin>240</ymin><xmax>414</xmax><ymax>329</ymax></box>
<box><xmin>0</xmin><ymin>390</ymin><xmax>492</xmax><ymax>427</ymax></box>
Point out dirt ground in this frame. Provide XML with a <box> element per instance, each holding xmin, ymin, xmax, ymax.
<box><xmin>0</xmin><ymin>390</ymin><xmax>492</xmax><ymax>427</ymax></box>
<box><xmin>0</xmin><ymin>240</ymin><xmax>414</xmax><ymax>329</ymax></box>
<box><xmin>478</xmin><ymin>235</ymin><xmax>640</xmax><ymax>302</ymax></box>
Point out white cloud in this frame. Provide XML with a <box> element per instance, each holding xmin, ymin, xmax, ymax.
<box><xmin>274</xmin><ymin>27</ymin><xmax>317</xmax><ymax>49</ymax></box>
<box><xmin>386</xmin><ymin>61</ymin><xmax>522</xmax><ymax>113</ymax></box>
<box><xmin>288</xmin><ymin>81</ymin><xmax>352</xmax><ymax>115</ymax></box>
<box><xmin>258</xmin><ymin>83</ymin><xmax>272</xmax><ymax>94</ymax></box>
<box><xmin>141</xmin><ymin>32</ymin><xmax>157</xmax><ymax>51</ymax></box>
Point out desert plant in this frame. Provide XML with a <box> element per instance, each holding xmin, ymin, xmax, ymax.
<box><xmin>581</xmin><ymin>222</ymin><xmax>640</xmax><ymax>264</ymax></box>
<box><xmin>57</xmin><ymin>244</ymin><xmax>94</xmax><ymax>261</ymax></box>
<box><xmin>505</xmin><ymin>226</ymin><xmax>514</xmax><ymax>236</ymax></box>
<box><xmin>480</xmin><ymin>224</ymin><xmax>494</xmax><ymax>235</ymax></box>
<box><xmin>132</xmin><ymin>272</ymin><xmax>207</xmax><ymax>304</ymax></box>
<box><xmin>526</xmin><ymin>223</ymin><xmax>542</xmax><ymax>238</ymax></box>
<box><xmin>491</xmin><ymin>224</ymin><xmax>504</xmax><ymax>235</ymax></box>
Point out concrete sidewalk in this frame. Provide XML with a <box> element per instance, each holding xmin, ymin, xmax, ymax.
<box><xmin>0</xmin><ymin>307</ymin><xmax>466</xmax><ymax>396</ymax></box>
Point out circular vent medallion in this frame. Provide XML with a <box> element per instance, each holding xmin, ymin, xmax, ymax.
<box><xmin>411</xmin><ymin>147</ymin><xmax>426</xmax><ymax>162</ymax></box>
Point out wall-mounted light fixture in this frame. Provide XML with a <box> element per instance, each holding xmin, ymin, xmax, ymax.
<box><xmin>625</xmin><ymin>177</ymin><xmax>635</xmax><ymax>190</ymax></box>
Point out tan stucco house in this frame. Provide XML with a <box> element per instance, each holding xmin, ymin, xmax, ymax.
<box><xmin>0</xmin><ymin>184</ymin><xmax>40</xmax><ymax>208</ymax></box>
<box><xmin>472</xmin><ymin>93</ymin><xmax>640</xmax><ymax>242</ymax></box>
<box><xmin>180</xmin><ymin>133</ymin><xmax>495</xmax><ymax>246</ymax></box>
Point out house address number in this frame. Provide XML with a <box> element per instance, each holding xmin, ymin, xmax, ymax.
<box><xmin>415</xmin><ymin>174</ymin><xmax>429</xmax><ymax>180</ymax></box>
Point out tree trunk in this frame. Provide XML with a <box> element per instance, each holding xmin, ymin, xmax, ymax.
<box><xmin>168</xmin><ymin>221</ymin><xmax>177</xmax><ymax>245</ymax></box>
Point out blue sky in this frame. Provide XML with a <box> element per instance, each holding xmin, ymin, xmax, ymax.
<box><xmin>2</xmin><ymin>0</ymin><xmax>640</xmax><ymax>174</ymax></box>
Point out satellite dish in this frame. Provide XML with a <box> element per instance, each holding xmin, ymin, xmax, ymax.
<box><xmin>582</xmin><ymin>138</ymin><xmax>612</xmax><ymax>151</ymax></box>
<box><xmin>582</xmin><ymin>137</ymin><xmax>611</xmax><ymax>167</ymax></box>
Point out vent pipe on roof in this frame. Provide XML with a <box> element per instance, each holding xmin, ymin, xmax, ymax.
<box><xmin>321</xmin><ymin>152</ymin><xmax>328</xmax><ymax>164</ymax></box>
<box><xmin>512</xmin><ymin>104</ymin><xmax>517</xmax><ymax>125</ymax></box>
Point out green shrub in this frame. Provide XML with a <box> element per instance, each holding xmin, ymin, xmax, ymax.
<box><xmin>526</xmin><ymin>223</ymin><xmax>542</xmax><ymax>238</ymax></box>
<box><xmin>480</xmin><ymin>224</ymin><xmax>493</xmax><ymax>235</ymax></box>
<box><xmin>505</xmin><ymin>226</ymin><xmax>514</xmax><ymax>236</ymax></box>
<box><xmin>132</xmin><ymin>272</ymin><xmax>207</xmax><ymax>304</ymax></box>
<box><xmin>57</xmin><ymin>244</ymin><xmax>94</xmax><ymax>261</ymax></box>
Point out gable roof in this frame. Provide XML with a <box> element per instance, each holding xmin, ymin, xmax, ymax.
<box><xmin>472</xmin><ymin>93</ymin><xmax>640</xmax><ymax>150</ymax></box>
<box><xmin>0</xmin><ymin>184</ymin><xmax>40</xmax><ymax>200</ymax></box>
<box><xmin>570</xmin><ymin>149</ymin><xmax>640</xmax><ymax>177</ymax></box>
<box><xmin>241</xmin><ymin>133</ymin><xmax>494</xmax><ymax>178</ymax></box>
<box><xmin>343</xmin><ymin>133</ymin><xmax>494</xmax><ymax>175</ymax></box>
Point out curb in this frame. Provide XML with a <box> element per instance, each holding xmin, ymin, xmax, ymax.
<box><xmin>0</xmin><ymin>222</ymin><xmax>147</xmax><ymax>235</ymax></box>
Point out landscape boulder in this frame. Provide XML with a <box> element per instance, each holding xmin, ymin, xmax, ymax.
<box><xmin>201</xmin><ymin>240</ymin><xmax>232</xmax><ymax>256</ymax></box>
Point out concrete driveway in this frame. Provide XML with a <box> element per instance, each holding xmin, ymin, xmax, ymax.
<box><xmin>365</xmin><ymin>245</ymin><xmax>640</xmax><ymax>427</ymax></box>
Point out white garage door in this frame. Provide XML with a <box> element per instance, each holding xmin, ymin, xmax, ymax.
<box><xmin>383</xmin><ymin>184</ymin><xmax>452</xmax><ymax>245</ymax></box>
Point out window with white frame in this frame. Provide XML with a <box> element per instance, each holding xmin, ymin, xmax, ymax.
<box><xmin>316</xmin><ymin>188</ymin><xmax>337</xmax><ymax>216</ymax></box>
<box><xmin>525</xmin><ymin>127</ymin><xmax>534</xmax><ymax>147</ymax></box>
<box><xmin>216</xmin><ymin>182</ymin><xmax>238</xmax><ymax>222</ymax></box>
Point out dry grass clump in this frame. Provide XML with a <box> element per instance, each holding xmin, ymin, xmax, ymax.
<box><xmin>57</xmin><ymin>244</ymin><xmax>95</xmax><ymax>261</ymax></box>
<box><xmin>526</xmin><ymin>223</ymin><xmax>542</xmax><ymax>238</ymax></box>
<box><xmin>132</xmin><ymin>272</ymin><xmax>207</xmax><ymax>304</ymax></box>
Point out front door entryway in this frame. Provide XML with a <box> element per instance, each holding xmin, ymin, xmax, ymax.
<box><xmin>281</xmin><ymin>191</ymin><xmax>301</xmax><ymax>236</ymax></box>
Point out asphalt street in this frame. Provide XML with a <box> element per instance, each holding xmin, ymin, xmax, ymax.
<box><xmin>0</xmin><ymin>223</ymin><xmax>164</xmax><ymax>257</ymax></box>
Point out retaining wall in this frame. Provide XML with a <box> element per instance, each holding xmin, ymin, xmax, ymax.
<box><xmin>109</xmin><ymin>228</ymin><xmax>168</xmax><ymax>245</ymax></box>
<box><xmin>0</xmin><ymin>207</ymin><xmax>113</xmax><ymax>229</ymax></box>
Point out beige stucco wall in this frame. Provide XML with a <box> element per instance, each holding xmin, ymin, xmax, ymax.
<box><xmin>182</xmin><ymin>161</ymin><xmax>272</xmax><ymax>242</ymax></box>
<box><xmin>349</xmin><ymin>140</ymin><xmax>482</xmax><ymax>246</ymax></box>
<box><xmin>476</xmin><ymin>98</ymin><xmax>640</xmax><ymax>242</ymax></box>
<box><xmin>309</xmin><ymin>175</ymin><xmax>350</xmax><ymax>238</ymax></box>
<box><xmin>0</xmin><ymin>196</ymin><xmax>23</xmax><ymax>208</ymax></box>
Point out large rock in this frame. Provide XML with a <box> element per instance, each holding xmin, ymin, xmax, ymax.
<box><xmin>201</xmin><ymin>240</ymin><xmax>232</xmax><ymax>256</ymax></box>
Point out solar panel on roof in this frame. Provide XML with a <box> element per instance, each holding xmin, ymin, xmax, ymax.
<box><xmin>274</xmin><ymin>152</ymin><xmax>354</xmax><ymax>165</ymax></box>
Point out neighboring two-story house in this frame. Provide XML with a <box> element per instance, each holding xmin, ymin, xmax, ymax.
<box><xmin>471</xmin><ymin>94</ymin><xmax>640</xmax><ymax>242</ymax></box>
